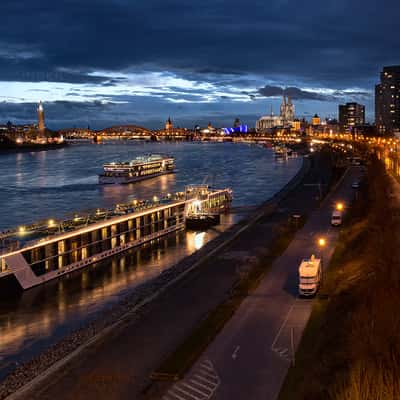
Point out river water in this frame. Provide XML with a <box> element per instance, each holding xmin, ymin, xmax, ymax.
<box><xmin>0</xmin><ymin>141</ymin><xmax>301</xmax><ymax>378</ymax></box>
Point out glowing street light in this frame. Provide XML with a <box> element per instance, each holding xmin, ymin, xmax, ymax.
<box><xmin>318</xmin><ymin>237</ymin><xmax>326</xmax><ymax>248</ymax></box>
<box><xmin>18</xmin><ymin>226</ymin><xmax>26</xmax><ymax>233</ymax></box>
<box><xmin>336</xmin><ymin>202</ymin><xmax>344</xmax><ymax>211</ymax></box>
<box><xmin>48</xmin><ymin>219</ymin><xmax>55</xmax><ymax>227</ymax></box>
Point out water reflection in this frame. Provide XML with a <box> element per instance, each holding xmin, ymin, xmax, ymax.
<box><xmin>0</xmin><ymin>226</ymin><xmax>225</xmax><ymax>378</ymax></box>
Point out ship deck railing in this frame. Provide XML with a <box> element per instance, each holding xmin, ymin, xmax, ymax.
<box><xmin>0</xmin><ymin>193</ymin><xmax>186</xmax><ymax>256</ymax></box>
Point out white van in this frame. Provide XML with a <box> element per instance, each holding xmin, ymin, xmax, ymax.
<box><xmin>298</xmin><ymin>255</ymin><xmax>322</xmax><ymax>296</ymax></box>
<box><xmin>331</xmin><ymin>210</ymin><xmax>342</xmax><ymax>226</ymax></box>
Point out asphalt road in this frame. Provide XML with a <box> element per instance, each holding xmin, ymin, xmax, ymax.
<box><xmin>165</xmin><ymin>166</ymin><xmax>363</xmax><ymax>400</ymax></box>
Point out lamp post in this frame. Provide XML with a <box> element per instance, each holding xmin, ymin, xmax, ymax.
<box><xmin>317</xmin><ymin>237</ymin><xmax>326</xmax><ymax>268</ymax></box>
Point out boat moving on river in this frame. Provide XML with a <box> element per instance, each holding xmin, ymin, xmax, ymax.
<box><xmin>99</xmin><ymin>154</ymin><xmax>175</xmax><ymax>184</ymax></box>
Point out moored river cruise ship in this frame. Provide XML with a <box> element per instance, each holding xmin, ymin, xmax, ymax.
<box><xmin>0</xmin><ymin>185</ymin><xmax>232</xmax><ymax>291</ymax></box>
<box><xmin>99</xmin><ymin>154</ymin><xmax>175</xmax><ymax>184</ymax></box>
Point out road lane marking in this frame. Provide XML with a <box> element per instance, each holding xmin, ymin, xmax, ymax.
<box><xmin>232</xmin><ymin>345</ymin><xmax>240</xmax><ymax>360</ymax></box>
<box><xmin>271</xmin><ymin>300</ymin><xmax>297</xmax><ymax>351</ymax></box>
<box><xmin>194</xmin><ymin>374</ymin><xmax>217</xmax><ymax>386</ymax></box>
<box><xmin>181</xmin><ymin>381</ymin><xmax>211</xmax><ymax>396</ymax></box>
<box><xmin>279</xmin><ymin>348</ymin><xmax>288</xmax><ymax>356</ymax></box>
<box><xmin>199</xmin><ymin>361</ymin><xmax>213</xmax><ymax>371</ymax></box>
<box><xmin>165</xmin><ymin>358</ymin><xmax>220</xmax><ymax>400</ymax></box>
<box><xmin>196</xmin><ymin>370</ymin><xmax>219</xmax><ymax>383</ymax></box>
<box><xmin>188</xmin><ymin>379</ymin><xmax>214</xmax><ymax>393</ymax></box>
<box><xmin>171</xmin><ymin>385</ymin><xmax>201</xmax><ymax>400</ymax></box>
<box><xmin>198</xmin><ymin>365</ymin><xmax>214</xmax><ymax>375</ymax></box>
<box><xmin>163</xmin><ymin>389</ymin><xmax>190</xmax><ymax>400</ymax></box>
<box><xmin>270</xmin><ymin>346</ymin><xmax>291</xmax><ymax>362</ymax></box>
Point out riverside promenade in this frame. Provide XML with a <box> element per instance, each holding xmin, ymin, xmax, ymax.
<box><xmin>4</xmin><ymin>151</ymin><xmax>336</xmax><ymax>400</ymax></box>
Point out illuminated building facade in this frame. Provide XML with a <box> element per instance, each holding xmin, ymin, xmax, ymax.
<box><xmin>165</xmin><ymin>117</ymin><xmax>173</xmax><ymax>130</ymax></box>
<box><xmin>375</xmin><ymin>66</ymin><xmax>400</xmax><ymax>135</ymax></box>
<box><xmin>256</xmin><ymin>96</ymin><xmax>295</xmax><ymax>132</ymax></box>
<box><xmin>291</xmin><ymin>119</ymin><xmax>301</xmax><ymax>132</ymax></box>
<box><xmin>339</xmin><ymin>102</ymin><xmax>365</xmax><ymax>131</ymax></box>
<box><xmin>311</xmin><ymin>114</ymin><xmax>321</xmax><ymax>126</ymax></box>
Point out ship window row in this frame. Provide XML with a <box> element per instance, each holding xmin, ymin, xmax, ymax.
<box><xmin>21</xmin><ymin>205</ymin><xmax>185</xmax><ymax>277</ymax></box>
<box><xmin>141</xmin><ymin>168</ymin><xmax>163</xmax><ymax>175</ymax></box>
<box><xmin>207</xmin><ymin>193</ymin><xmax>230</xmax><ymax>208</ymax></box>
<box><xmin>104</xmin><ymin>167</ymin><xmax>164</xmax><ymax>177</ymax></box>
<box><xmin>141</xmin><ymin>162</ymin><xmax>163</xmax><ymax>169</ymax></box>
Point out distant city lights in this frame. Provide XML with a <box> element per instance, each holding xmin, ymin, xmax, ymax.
<box><xmin>223</xmin><ymin>125</ymin><xmax>248</xmax><ymax>134</ymax></box>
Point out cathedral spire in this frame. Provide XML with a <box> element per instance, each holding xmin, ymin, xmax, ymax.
<box><xmin>165</xmin><ymin>116</ymin><xmax>173</xmax><ymax>130</ymax></box>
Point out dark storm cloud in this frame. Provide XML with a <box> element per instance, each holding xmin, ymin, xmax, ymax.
<box><xmin>257</xmin><ymin>85</ymin><xmax>371</xmax><ymax>102</ymax></box>
<box><xmin>258</xmin><ymin>85</ymin><xmax>329</xmax><ymax>101</ymax></box>
<box><xmin>0</xmin><ymin>0</ymin><xmax>399</xmax><ymax>87</ymax></box>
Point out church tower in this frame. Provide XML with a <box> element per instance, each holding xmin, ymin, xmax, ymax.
<box><xmin>37</xmin><ymin>101</ymin><xmax>46</xmax><ymax>136</ymax></box>
<box><xmin>286</xmin><ymin>96</ymin><xmax>295</xmax><ymax>122</ymax></box>
<box><xmin>279</xmin><ymin>95</ymin><xmax>295</xmax><ymax>123</ymax></box>
<box><xmin>280</xmin><ymin>95</ymin><xmax>287</xmax><ymax>119</ymax></box>
<box><xmin>165</xmin><ymin>117</ymin><xmax>173</xmax><ymax>130</ymax></box>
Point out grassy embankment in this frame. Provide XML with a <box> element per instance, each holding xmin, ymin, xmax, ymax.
<box><xmin>279</xmin><ymin>156</ymin><xmax>400</xmax><ymax>400</ymax></box>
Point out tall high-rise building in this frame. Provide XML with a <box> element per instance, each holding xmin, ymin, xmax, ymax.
<box><xmin>37</xmin><ymin>101</ymin><xmax>46</xmax><ymax>135</ymax></box>
<box><xmin>375</xmin><ymin>66</ymin><xmax>400</xmax><ymax>135</ymax></box>
<box><xmin>339</xmin><ymin>102</ymin><xmax>365</xmax><ymax>131</ymax></box>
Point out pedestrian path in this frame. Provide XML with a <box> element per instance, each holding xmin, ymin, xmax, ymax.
<box><xmin>162</xmin><ymin>359</ymin><xmax>220</xmax><ymax>400</ymax></box>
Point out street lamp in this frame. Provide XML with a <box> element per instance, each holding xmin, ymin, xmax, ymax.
<box><xmin>317</xmin><ymin>237</ymin><xmax>326</xmax><ymax>267</ymax></box>
<box><xmin>336</xmin><ymin>202</ymin><xmax>344</xmax><ymax>211</ymax></box>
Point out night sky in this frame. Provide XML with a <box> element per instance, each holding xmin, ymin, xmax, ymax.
<box><xmin>0</xmin><ymin>0</ymin><xmax>399</xmax><ymax>129</ymax></box>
